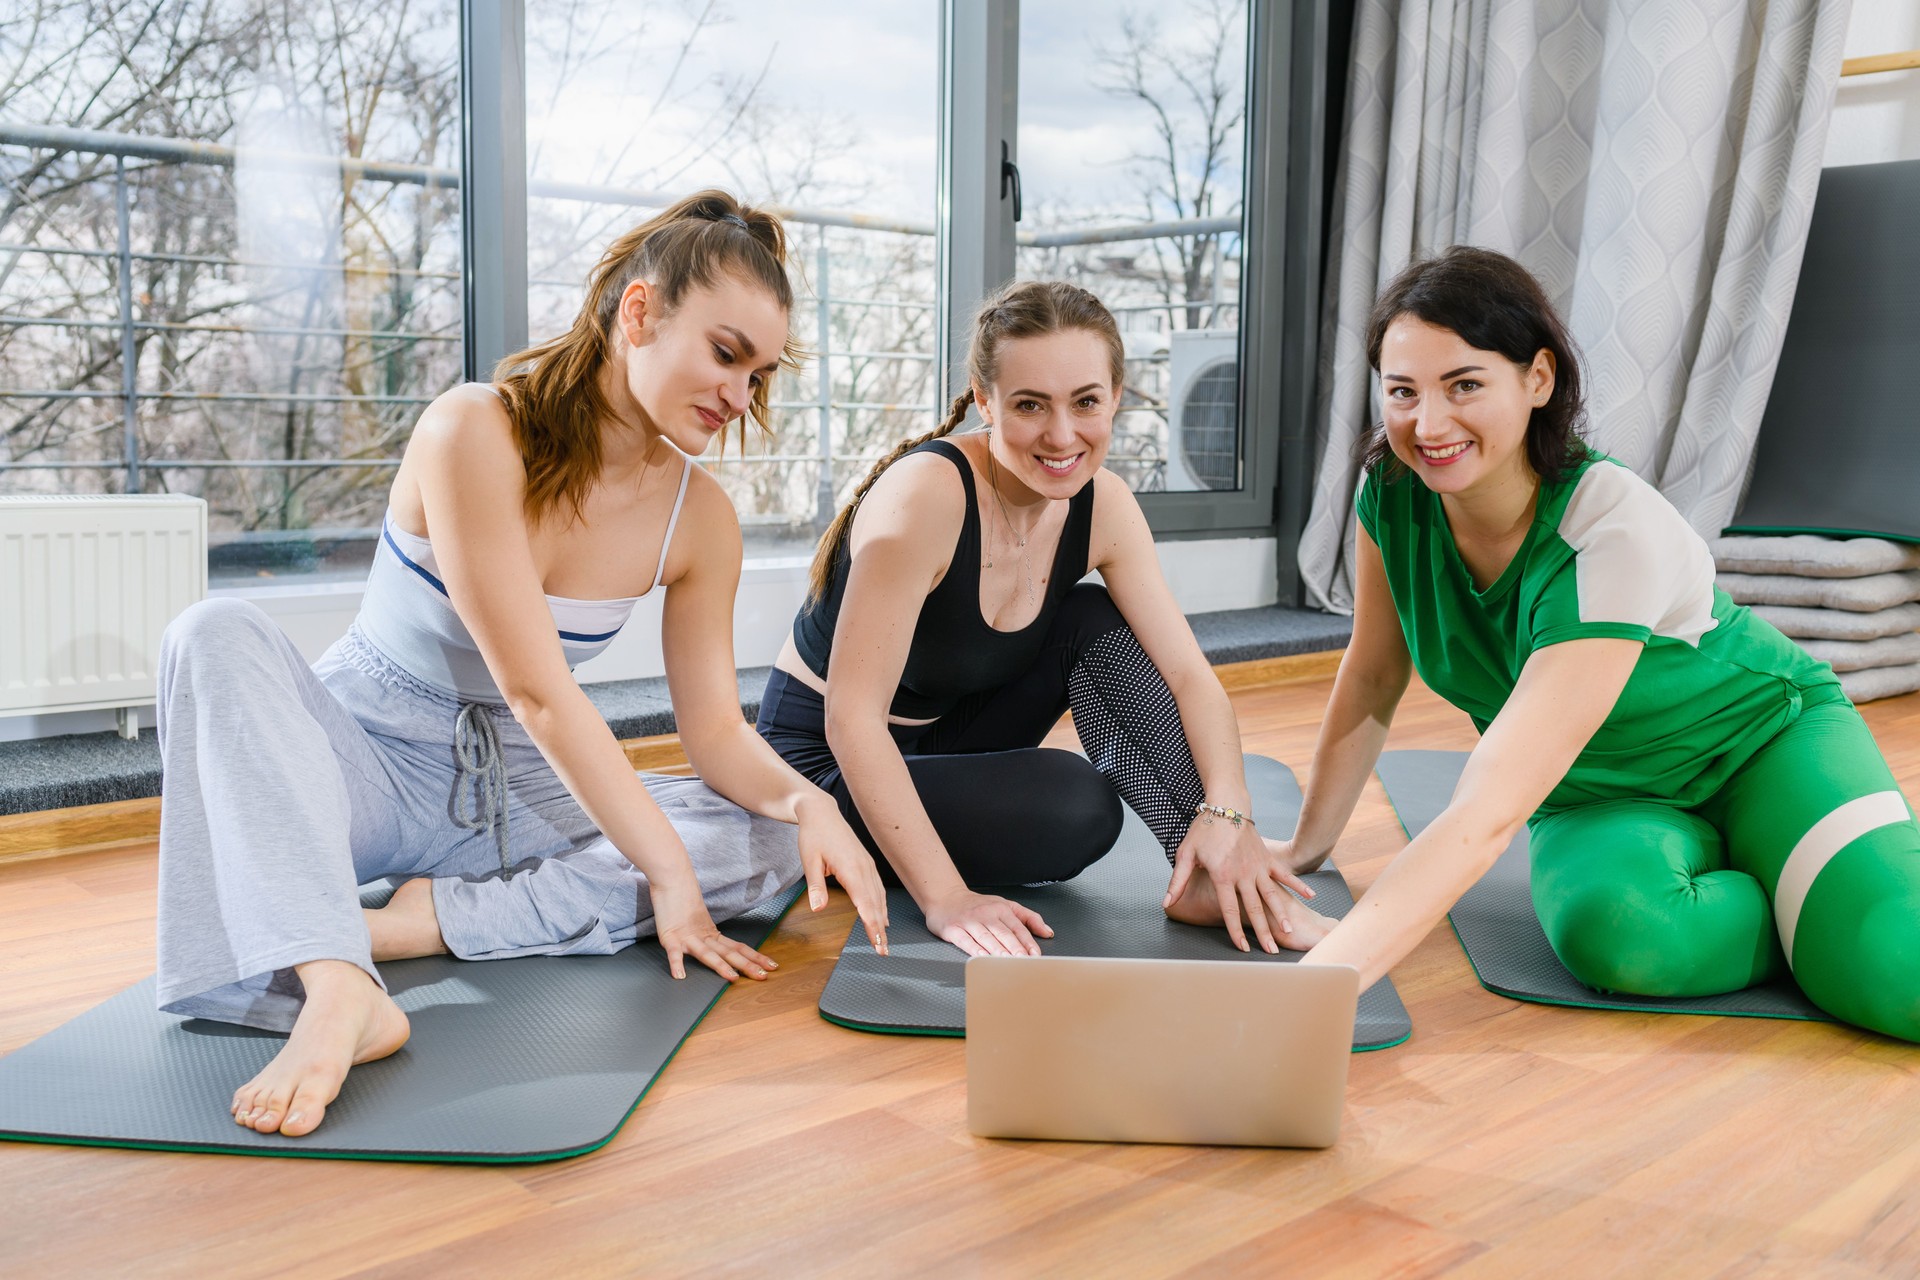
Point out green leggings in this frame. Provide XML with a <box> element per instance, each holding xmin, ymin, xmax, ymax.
<box><xmin>1531</xmin><ymin>690</ymin><xmax>1920</xmax><ymax>1043</ymax></box>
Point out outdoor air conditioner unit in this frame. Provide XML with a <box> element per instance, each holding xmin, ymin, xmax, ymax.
<box><xmin>0</xmin><ymin>495</ymin><xmax>207</xmax><ymax>738</ymax></box>
<box><xmin>1164</xmin><ymin>329</ymin><xmax>1241</xmax><ymax>491</ymax></box>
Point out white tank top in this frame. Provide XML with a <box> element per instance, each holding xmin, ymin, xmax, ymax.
<box><xmin>355</xmin><ymin>390</ymin><xmax>694</xmax><ymax>701</ymax></box>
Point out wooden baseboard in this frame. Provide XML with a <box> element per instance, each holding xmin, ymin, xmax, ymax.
<box><xmin>0</xmin><ymin>797</ymin><xmax>161</xmax><ymax>867</ymax></box>
<box><xmin>1</xmin><ymin>648</ymin><xmax>1346</xmax><ymax>866</ymax></box>
<box><xmin>1212</xmin><ymin>649</ymin><xmax>1345</xmax><ymax>690</ymax></box>
<box><xmin>623</xmin><ymin>732</ymin><xmax>692</xmax><ymax>774</ymax></box>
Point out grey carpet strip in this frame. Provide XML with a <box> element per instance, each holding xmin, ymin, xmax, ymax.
<box><xmin>0</xmin><ymin>885</ymin><xmax>802</xmax><ymax>1163</ymax></box>
<box><xmin>1374</xmin><ymin>750</ymin><xmax>1830</xmax><ymax>1022</ymax></box>
<box><xmin>2</xmin><ymin>605</ymin><xmax>1352</xmax><ymax>816</ymax></box>
<box><xmin>819</xmin><ymin>755</ymin><xmax>1411</xmax><ymax>1052</ymax></box>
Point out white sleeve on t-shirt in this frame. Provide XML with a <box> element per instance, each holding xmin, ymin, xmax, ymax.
<box><xmin>1557</xmin><ymin>461</ymin><xmax>1719</xmax><ymax>647</ymax></box>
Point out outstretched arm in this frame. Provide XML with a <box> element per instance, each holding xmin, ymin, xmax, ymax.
<box><xmin>1301</xmin><ymin>632</ymin><xmax>1643</xmax><ymax>989</ymax></box>
<box><xmin>824</xmin><ymin>456</ymin><xmax>1057</xmax><ymax>957</ymax></box>
<box><xmin>1286</xmin><ymin>523</ymin><xmax>1415</xmax><ymax>873</ymax></box>
<box><xmin>659</xmin><ymin>473</ymin><xmax>888</xmax><ymax>953</ymax></box>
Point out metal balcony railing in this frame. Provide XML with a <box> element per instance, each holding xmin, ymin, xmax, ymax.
<box><xmin>0</xmin><ymin>121</ymin><xmax>1242</xmax><ymax>526</ymax></box>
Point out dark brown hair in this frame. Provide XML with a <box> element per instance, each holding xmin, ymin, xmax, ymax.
<box><xmin>491</xmin><ymin>189</ymin><xmax>799</xmax><ymax>522</ymax></box>
<box><xmin>806</xmin><ymin>279</ymin><xmax>1125</xmax><ymax>600</ymax></box>
<box><xmin>1360</xmin><ymin>245</ymin><xmax>1589</xmax><ymax>482</ymax></box>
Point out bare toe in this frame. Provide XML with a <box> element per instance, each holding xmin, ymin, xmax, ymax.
<box><xmin>250</xmin><ymin>1084</ymin><xmax>294</xmax><ymax>1133</ymax></box>
<box><xmin>279</xmin><ymin>1077</ymin><xmax>341</xmax><ymax>1137</ymax></box>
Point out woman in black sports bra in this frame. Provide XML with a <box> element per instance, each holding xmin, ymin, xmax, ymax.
<box><xmin>758</xmin><ymin>280</ymin><xmax>1334</xmax><ymax>958</ymax></box>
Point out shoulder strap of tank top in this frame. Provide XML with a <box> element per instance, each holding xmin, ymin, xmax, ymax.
<box><xmin>917</xmin><ymin>437</ymin><xmax>976</xmax><ymax>505</ymax></box>
<box><xmin>916</xmin><ymin>438</ymin><xmax>981</xmax><ymax>572</ymax></box>
<box><xmin>1060</xmin><ymin>468</ymin><xmax>1097</xmax><ymax>582</ymax></box>
<box><xmin>652</xmin><ymin>453</ymin><xmax>695</xmax><ymax>592</ymax></box>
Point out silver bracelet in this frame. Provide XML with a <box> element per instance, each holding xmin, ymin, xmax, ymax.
<box><xmin>1194</xmin><ymin>801</ymin><xmax>1249</xmax><ymax>828</ymax></box>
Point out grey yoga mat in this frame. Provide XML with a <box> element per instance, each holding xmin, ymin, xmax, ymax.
<box><xmin>1724</xmin><ymin>160</ymin><xmax>1920</xmax><ymax>545</ymax></box>
<box><xmin>818</xmin><ymin>755</ymin><xmax>1413</xmax><ymax>1052</ymax></box>
<box><xmin>0</xmin><ymin>884</ymin><xmax>802</xmax><ymax>1163</ymax></box>
<box><xmin>1374</xmin><ymin>750</ymin><xmax>1831</xmax><ymax>1022</ymax></box>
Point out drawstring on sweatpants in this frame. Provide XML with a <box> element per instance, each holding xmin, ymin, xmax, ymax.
<box><xmin>452</xmin><ymin>702</ymin><xmax>513</xmax><ymax>875</ymax></box>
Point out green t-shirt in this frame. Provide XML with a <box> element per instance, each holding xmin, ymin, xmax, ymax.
<box><xmin>1357</xmin><ymin>453</ymin><xmax>1838</xmax><ymax>815</ymax></box>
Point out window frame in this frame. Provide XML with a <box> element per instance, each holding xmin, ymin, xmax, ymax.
<box><xmin>458</xmin><ymin>0</ymin><xmax>1330</xmax><ymax>598</ymax></box>
<box><xmin>461</xmin><ymin>0</ymin><xmax>529</xmax><ymax>380</ymax></box>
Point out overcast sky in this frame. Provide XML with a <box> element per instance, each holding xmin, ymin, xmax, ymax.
<box><xmin>525</xmin><ymin>0</ymin><xmax>1247</xmax><ymax>227</ymax></box>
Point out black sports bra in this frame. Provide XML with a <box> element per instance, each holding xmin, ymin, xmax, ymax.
<box><xmin>792</xmin><ymin>438</ymin><xmax>1096</xmax><ymax>720</ymax></box>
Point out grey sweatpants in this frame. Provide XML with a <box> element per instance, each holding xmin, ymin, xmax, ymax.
<box><xmin>154</xmin><ymin>598</ymin><xmax>800</xmax><ymax>1032</ymax></box>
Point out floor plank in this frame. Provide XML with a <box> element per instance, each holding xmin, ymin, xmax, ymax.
<box><xmin>1</xmin><ymin>672</ymin><xmax>1917</xmax><ymax>1277</ymax></box>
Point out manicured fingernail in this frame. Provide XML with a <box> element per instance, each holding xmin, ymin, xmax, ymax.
<box><xmin>811</xmin><ymin>891</ymin><xmax>827</xmax><ymax>909</ymax></box>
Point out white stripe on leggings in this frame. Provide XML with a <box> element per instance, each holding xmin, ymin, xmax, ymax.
<box><xmin>1774</xmin><ymin>790</ymin><xmax>1910</xmax><ymax>965</ymax></box>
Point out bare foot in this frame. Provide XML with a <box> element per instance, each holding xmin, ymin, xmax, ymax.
<box><xmin>365</xmin><ymin>876</ymin><xmax>448</xmax><ymax>962</ymax></box>
<box><xmin>1165</xmin><ymin>871</ymin><xmax>1336</xmax><ymax>952</ymax></box>
<box><xmin>230</xmin><ymin>960</ymin><xmax>409</xmax><ymax>1137</ymax></box>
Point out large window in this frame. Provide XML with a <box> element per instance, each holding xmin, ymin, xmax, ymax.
<box><xmin>1016</xmin><ymin>0</ymin><xmax>1248</xmax><ymax>495</ymax></box>
<box><xmin>524</xmin><ymin>1</ymin><xmax>939</xmax><ymax>555</ymax></box>
<box><xmin>2</xmin><ymin>0</ymin><xmax>1297</xmax><ymax>577</ymax></box>
<box><xmin>0</xmin><ymin>0</ymin><xmax>464</xmax><ymax>580</ymax></box>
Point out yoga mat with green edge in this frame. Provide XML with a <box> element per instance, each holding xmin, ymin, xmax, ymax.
<box><xmin>1374</xmin><ymin>749</ymin><xmax>1832</xmax><ymax>1022</ymax></box>
<box><xmin>818</xmin><ymin>755</ymin><xmax>1413</xmax><ymax>1052</ymax></box>
<box><xmin>0</xmin><ymin>883</ymin><xmax>803</xmax><ymax>1163</ymax></box>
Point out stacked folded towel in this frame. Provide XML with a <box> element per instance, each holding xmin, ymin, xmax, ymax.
<box><xmin>1712</xmin><ymin>535</ymin><xmax>1920</xmax><ymax>703</ymax></box>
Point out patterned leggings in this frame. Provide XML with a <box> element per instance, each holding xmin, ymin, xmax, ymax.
<box><xmin>756</xmin><ymin>584</ymin><xmax>1204</xmax><ymax>887</ymax></box>
<box><xmin>1532</xmin><ymin>684</ymin><xmax>1920</xmax><ymax>1042</ymax></box>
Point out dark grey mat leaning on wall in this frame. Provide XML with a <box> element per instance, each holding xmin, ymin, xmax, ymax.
<box><xmin>1374</xmin><ymin>750</ymin><xmax>1831</xmax><ymax>1022</ymax></box>
<box><xmin>819</xmin><ymin>756</ymin><xmax>1413</xmax><ymax>1052</ymax></box>
<box><xmin>1724</xmin><ymin>159</ymin><xmax>1920</xmax><ymax>544</ymax></box>
<box><xmin>0</xmin><ymin>885</ymin><xmax>802</xmax><ymax>1163</ymax></box>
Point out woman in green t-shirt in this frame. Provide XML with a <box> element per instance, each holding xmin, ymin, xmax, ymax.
<box><xmin>1291</xmin><ymin>246</ymin><xmax>1920</xmax><ymax>1042</ymax></box>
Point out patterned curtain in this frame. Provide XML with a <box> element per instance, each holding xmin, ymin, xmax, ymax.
<box><xmin>1296</xmin><ymin>0</ymin><xmax>1852</xmax><ymax>614</ymax></box>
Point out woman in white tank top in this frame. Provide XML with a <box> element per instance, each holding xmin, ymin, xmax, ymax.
<box><xmin>153</xmin><ymin>192</ymin><xmax>888</xmax><ymax>1139</ymax></box>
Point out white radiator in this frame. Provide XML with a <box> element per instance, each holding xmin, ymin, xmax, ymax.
<box><xmin>0</xmin><ymin>495</ymin><xmax>207</xmax><ymax>738</ymax></box>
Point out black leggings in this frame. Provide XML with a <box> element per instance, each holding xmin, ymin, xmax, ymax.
<box><xmin>756</xmin><ymin>584</ymin><xmax>1205</xmax><ymax>888</ymax></box>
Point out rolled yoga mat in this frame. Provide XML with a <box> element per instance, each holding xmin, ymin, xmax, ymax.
<box><xmin>1374</xmin><ymin>750</ymin><xmax>1831</xmax><ymax>1022</ymax></box>
<box><xmin>818</xmin><ymin>755</ymin><xmax>1413</xmax><ymax>1052</ymax></box>
<box><xmin>0</xmin><ymin>884</ymin><xmax>802</xmax><ymax>1163</ymax></box>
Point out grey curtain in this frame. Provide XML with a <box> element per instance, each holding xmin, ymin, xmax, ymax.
<box><xmin>1297</xmin><ymin>0</ymin><xmax>1852</xmax><ymax>613</ymax></box>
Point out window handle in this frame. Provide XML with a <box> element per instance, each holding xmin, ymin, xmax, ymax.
<box><xmin>1001</xmin><ymin>140</ymin><xmax>1022</xmax><ymax>223</ymax></box>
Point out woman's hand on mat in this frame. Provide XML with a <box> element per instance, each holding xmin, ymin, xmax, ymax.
<box><xmin>798</xmin><ymin>800</ymin><xmax>890</xmax><ymax>955</ymax></box>
<box><xmin>1165</xmin><ymin>818</ymin><xmax>1314</xmax><ymax>954</ymax></box>
<box><xmin>653</xmin><ymin>877</ymin><xmax>779</xmax><ymax>982</ymax></box>
<box><xmin>1165</xmin><ymin>868</ymin><xmax>1334</xmax><ymax>953</ymax></box>
<box><xmin>925</xmin><ymin>889</ymin><xmax>1054</xmax><ymax>957</ymax></box>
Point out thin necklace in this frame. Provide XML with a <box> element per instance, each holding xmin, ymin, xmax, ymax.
<box><xmin>983</xmin><ymin>433</ymin><xmax>1043</xmax><ymax>607</ymax></box>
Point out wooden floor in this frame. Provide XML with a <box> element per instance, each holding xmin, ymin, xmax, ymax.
<box><xmin>3</xmin><ymin>669</ymin><xmax>1919</xmax><ymax>1278</ymax></box>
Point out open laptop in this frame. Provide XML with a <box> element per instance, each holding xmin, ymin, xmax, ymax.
<box><xmin>965</xmin><ymin>955</ymin><xmax>1360</xmax><ymax>1148</ymax></box>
